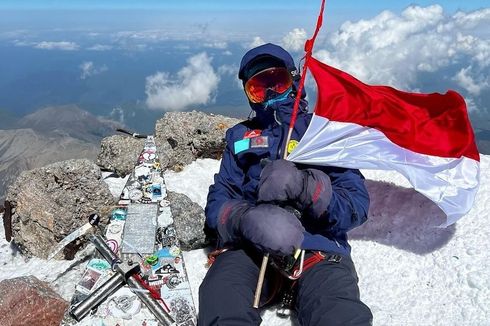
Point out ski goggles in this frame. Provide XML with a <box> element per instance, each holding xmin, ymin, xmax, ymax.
<box><xmin>244</xmin><ymin>67</ymin><xmax>293</xmax><ymax>104</ymax></box>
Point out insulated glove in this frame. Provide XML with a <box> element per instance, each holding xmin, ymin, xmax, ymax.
<box><xmin>258</xmin><ymin>159</ymin><xmax>332</xmax><ymax>219</ymax></box>
<box><xmin>217</xmin><ymin>200</ymin><xmax>304</xmax><ymax>256</ymax></box>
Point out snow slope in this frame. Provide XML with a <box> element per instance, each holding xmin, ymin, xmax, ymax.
<box><xmin>1</xmin><ymin>155</ymin><xmax>489</xmax><ymax>325</ymax></box>
<box><xmin>166</xmin><ymin>156</ymin><xmax>490</xmax><ymax>325</ymax></box>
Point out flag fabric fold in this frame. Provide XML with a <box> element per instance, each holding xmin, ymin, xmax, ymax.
<box><xmin>288</xmin><ymin>57</ymin><xmax>480</xmax><ymax>225</ymax></box>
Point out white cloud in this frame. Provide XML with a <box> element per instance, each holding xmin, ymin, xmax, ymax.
<box><xmin>453</xmin><ymin>8</ymin><xmax>490</xmax><ymax>29</ymax></box>
<box><xmin>464</xmin><ymin>97</ymin><xmax>478</xmax><ymax>112</ymax></box>
<box><xmin>203</xmin><ymin>41</ymin><xmax>228</xmax><ymax>49</ymax></box>
<box><xmin>282</xmin><ymin>28</ymin><xmax>307</xmax><ymax>52</ymax></box>
<box><xmin>145</xmin><ymin>52</ymin><xmax>220</xmax><ymax>111</ymax></box>
<box><xmin>249</xmin><ymin>36</ymin><xmax>266</xmax><ymax>49</ymax></box>
<box><xmin>217</xmin><ymin>64</ymin><xmax>236</xmax><ymax>76</ymax></box>
<box><xmin>110</xmin><ymin>107</ymin><xmax>125</xmax><ymax>124</ymax></box>
<box><xmin>218</xmin><ymin>64</ymin><xmax>242</xmax><ymax>89</ymax></box>
<box><xmin>79</xmin><ymin>61</ymin><xmax>108</xmax><ymax>79</ymax></box>
<box><xmin>13</xmin><ymin>39</ymin><xmax>30</xmax><ymax>46</ymax></box>
<box><xmin>34</xmin><ymin>41</ymin><xmax>79</xmax><ymax>51</ymax></box>
<box><xmin>453</xmin><ymin>66</ymin><xmax>489</xmax><ymax>95</ymax></box>
<box><xmin>313</xmin><ymin>5</ymin><xmax>490</xmax><ymax>113</ymax></box>
<box><xmin>87</xmin><ymin>44</ymin><xmax>113</xmax><ymax>51</ymax></box>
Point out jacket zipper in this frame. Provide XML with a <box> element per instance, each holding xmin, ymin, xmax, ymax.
<box><xmin>276</xmin><ymin>123</ymin><xmax>286</xmax><ymax>159</ymax></box>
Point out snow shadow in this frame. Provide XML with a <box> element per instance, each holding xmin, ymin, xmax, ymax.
<box><xmin>348</xmin><ymin>180</ymin><xmax>456</xmax><ymax>255</ymax></box>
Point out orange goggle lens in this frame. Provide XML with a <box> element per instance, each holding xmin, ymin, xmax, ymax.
<box><xmin>244</xmin><ymin>67</ymin><xmax>293</xmax><ymax>104</ymax></box>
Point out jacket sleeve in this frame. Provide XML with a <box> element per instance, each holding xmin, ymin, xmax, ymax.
<box><xmin>204</xmin><ymin>130</ymin><xmax>245</xmax><ymax>231</ymax></box>
<box><xmin>311</xmin><ymin>167</ymin><xmax>369</xmax><ymax>235</ymax></box>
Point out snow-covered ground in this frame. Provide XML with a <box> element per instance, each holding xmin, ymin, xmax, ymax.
<box><xmin>1</xmin><ymin>156</ymin><xmax>489</xmax><ymax>325</ymax></box>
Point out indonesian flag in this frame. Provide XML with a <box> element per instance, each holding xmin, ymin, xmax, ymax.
<box><xmin>288</xmin><ymin>57</ymin><xmax>480</xmax><ymax>226</ymax></box>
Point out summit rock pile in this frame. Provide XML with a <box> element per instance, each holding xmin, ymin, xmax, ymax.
<box><xmin>154</xmin><ymin>111</ymin><xmax>240</xmax><ymax>171</ymax></box>
<box><xmin>6</xmin><ymin>159</ymin><xmax>115</xmax><ymax>259</ymax></box>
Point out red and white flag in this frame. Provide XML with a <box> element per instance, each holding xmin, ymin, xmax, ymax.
<box><xmin>288</xmin><ymin>57</ymin><xmax>480</xmax><ymax>226</ymax></box>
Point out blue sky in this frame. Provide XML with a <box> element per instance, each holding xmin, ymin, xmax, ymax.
<box><xmin>0</xmin><ymin>0</ymin><xmax>487</xmax><ymax>12</ymax></box>
<box><xmin>1</xmin><ymin>1</ymin><xmax>487</xmax><ymax>35</ymax></box>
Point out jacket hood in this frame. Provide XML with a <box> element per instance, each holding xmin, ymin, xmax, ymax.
<box><xmin>238</xmin><ymin>43</ymin><xmax>298</xmax><ymax>81</ymax></box>
<box><xmin>239</xmin><ymin>43</ymin><xmax>308</xmax><ymax>124</ymax></box>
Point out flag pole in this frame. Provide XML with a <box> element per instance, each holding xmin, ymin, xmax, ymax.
<box><xmin>253</xmin><ymin>0</ymin><xmax>327</xmax><ymax>309</ymax></box>
<box><xmin>286</xmin><ymin>0</ymin><xmax>325</xmax><ymax>151</ymax></box>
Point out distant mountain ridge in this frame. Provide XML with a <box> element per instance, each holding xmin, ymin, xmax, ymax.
<box><xmin>17</xmin><ymin>105</ymin><xmax>119</xmax><ymax>143</ymax></box>
<box><xmin>0</xmin><ymin>105</ymin><xmax>121</xmax><ymax>200</ymax></box>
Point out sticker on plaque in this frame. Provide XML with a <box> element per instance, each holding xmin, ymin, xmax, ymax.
<box><xmin>121</xmin><ymin>203</ymin><xmax>158</xmax><ymax>256</ymax></box>
<box><xmin>76</xmin><ymin>266</ymin><xmax>104</xmax><ymax>294</ymax></box>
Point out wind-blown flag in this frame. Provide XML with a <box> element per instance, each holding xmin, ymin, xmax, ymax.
<box><xmin>288</xmin><ymin>56</ymin><xmax>480</xmax><ymax>226</ymax></box>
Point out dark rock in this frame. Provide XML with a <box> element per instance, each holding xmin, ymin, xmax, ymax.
<box><xmin>168</xmin><ymin>191</ymin><xmax>207</xmax><ymax>250</ymax></box>
<box><xmin>6</xmin><ymin>159</ymin><xmax>116</xmax><ymax>259</ymax></box>
<box><xmin>155</xmin><ymin>111</ymin><xmax>241</xmax><ymax>170</ymax></box>
<box><xmin>0</xmin><ymin>276</ymin><xmax>68</xmax><ymax>326</ymax></box>
<box><xmin>96</xmin><ymin>135</ymin><xmax>146</xmax><ymax>176</ymax></box>
<box><xmin>3</xmin><ymin>200</ymin><xmax>12</xmax><ymax>242</ymax></box>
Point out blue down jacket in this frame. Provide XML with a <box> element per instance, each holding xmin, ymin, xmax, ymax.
<box><xmin>205</xmin><ymin>44</ymin><xmax>369</xmax><ymax>256</ymax></box>
<box><xmin>204</xmin><ymin>106</ymin><xmax>370</xmax><ymax>256</ymax></box>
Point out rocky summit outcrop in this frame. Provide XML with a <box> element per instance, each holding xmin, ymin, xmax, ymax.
<box><xmin>96</xmin><ymin>134</ymin><xmax>146</xmax><ymax>176</ymax></box>
<box><xmin>168</xmin><ymin>191</ymin><xmax>207</xmax><ymax>250</ymax></box>
<box><xmin>3</xmin><ymin>110</ymin><xmax>237</xmax><ymax>259</ymax></box>
<box><xmin>6</xmin><ymin>159</ymin><xmax>115</xmax><ymax>259</ymax></box>
<box><xmin>0</xmin><ymin>276</ymin><xmax>68</xmax><ymax>326</ymax></box>
<box><xmin>155</xmin><ymin>111</ymin><xmax>241</xmax><ymax>171</ymax></box>
<box><xmin>96</xmin><ymin>111</ymin><xmax>240</xmax><ymax>173</ymax></box>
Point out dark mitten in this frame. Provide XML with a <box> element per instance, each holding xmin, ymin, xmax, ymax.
<box><xmin>297</xmin><ymin>169</ymin><xmax>333</xmax><ymax>219</ymax></box>
<box><xmin>258</xmin><ymin>159</ymin><xmax>333</xmax><ymax>219</ymax></box>
<box><xmin>258</xmin><ymin>159</ymin><xmax>304</xmax><ymax>203</ymax></box>
<box><xmin>240</xmin><ymin>204</ymin><xmax>304</xmax><ymax>255</ymax></box>
<box><xmin>216</xmin><ymin>200</ymin><xmax>252</xmax><ymax>244</ymax></box>
<box><xmin>217</xmin><ymin>200</ymin><xmax>304</xmax><ymax>255</ymax></box>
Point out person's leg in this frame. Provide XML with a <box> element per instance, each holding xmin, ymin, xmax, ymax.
<box><xmin>295</xmin><ymin>254</ymin><xmax>372</xmax><ymax>326</ymax></box>
<box><xmin>198</xmin><ymin>249</ymin><xmax>263</xmax><ymax>326</ymax></box>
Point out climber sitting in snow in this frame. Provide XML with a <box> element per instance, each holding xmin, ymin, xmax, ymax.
<box><xmin>199</xmin><ymin>43</ymin><xmax>372</xmax><ymax>326</ymax></box>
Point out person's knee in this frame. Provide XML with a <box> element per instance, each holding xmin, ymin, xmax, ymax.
<box><xmin>198</xmin><ymin>279</ymin><xmax>262</xmax><ymax>326</ymax></box>
<box><xmin>199</xmin><ymin>268</ymin><xmax>229</xmax><ymax>306</ymax></box>
<box><xmin>298</xmin><ymin>296</ymin><xmax>372</xmax><ymax>326</ymax></box>
<box><xmin>296</xmin><ymin>255</ymin><xmax>372</xmax><ymax>325</ymax></box>
<box><xmin>198</xmin><ymin>250</ymin><xmax>262</xmax><ymax>326</ymax></box>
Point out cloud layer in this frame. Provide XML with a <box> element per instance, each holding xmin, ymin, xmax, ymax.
<box><xmin>145</xmin><ymin>52</ymin><xmax>220</xmax><ymax>111</ymax></box>
<box><xmin>79</xmin><ymin>61</ymin><xmax>108</xmax><ymax>79</ymax></box>
<box><xmin>313</xmin><ymin>6</ymin><xmax>490</xmax><ymax>114</ymax></box>
<box><xmin>282</xmin><ymin>28</ymin><xmax>307</xmax><ymax>52</ymax></box>
<box><xmin>34</xmin><ymin>41</ymin><xmax>79</xmax><ymax>51</ymax></box>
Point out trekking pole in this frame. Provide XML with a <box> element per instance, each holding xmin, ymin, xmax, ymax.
<box><xmin>253</xmin><ymin>254</ymin><xmax>269</xmax><ymax>308</ymax></box>
<box><xmin>253</xmin><ymin>98</ymin><xmax>306</xmax><ymax>307</ymax></box>
<box><xmin>253</xmin><ymin>0</ymin><xmax>326</xmax><ymax>308</ymax></box>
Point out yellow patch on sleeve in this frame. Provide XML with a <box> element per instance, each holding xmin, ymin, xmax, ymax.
<box><xmin>287</xmin><ymin>140</ymin><xmax>299</xmax><ymax>154</ymax></box>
